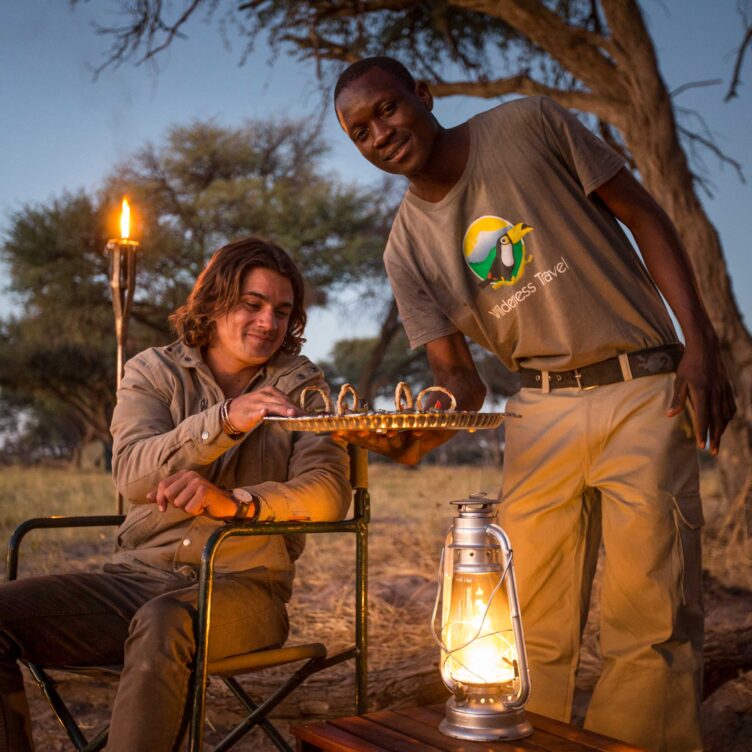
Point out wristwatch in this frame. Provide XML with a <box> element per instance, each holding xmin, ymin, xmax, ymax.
<box><xmin>229</xmin><ymin>488</ymin><xmax>260</xmax><ymax>522</ymax></box>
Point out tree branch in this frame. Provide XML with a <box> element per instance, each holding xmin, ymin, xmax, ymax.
<box><xmin>139</xmin><ymin>0</ymin><xmax>202</xmax><ymax>63</ymax></box>
<box><xmin>676</xmin><ymin>124</ymin><xmax>746</xmax><ymax>185</ymax></box>
<box><xmin>88</xmin><ymin>0</ymin><xmax>204</xmax><ymax>76</ymax></box>
<box><xmin>358</xmin><ymin>298</ymin><xmax>401</xmax><ymax>404</ymax></box>
<box><xmin>598</xmin><ymin>0</ymin><xmax>664</xmax><ymax>100</ymax></box>
<box><xmin>430</xmin><ymin>74</ymin><xmax>623</xmax><ymax>124</ymax></box>
<box><xmin>239</xmin><ymin>0</ymin><xmax>415</xmax><ymax>14</ymax></box>
<box><xmin>453</xmin><ymin>0</ymin><xmax>621</xmax><ymax>95</ymax></box>
<box><xmin>280</xmin><ymin>32</ymin><xmax>361</xmax><ymax>64</ymax></box>
<box><xmin>670</xmin><ymin>79</ymin><xmax>723</xmax><ymax>98</ymax></box>
<box><xmin>672</xmin><ymin>102</ymin><xmax>746</xmax><ymax>185</ymax></box>
<box><xmin>725</xmin><ymin>23</ymin><xmax>752</xmax><ymax>101</ymax></box>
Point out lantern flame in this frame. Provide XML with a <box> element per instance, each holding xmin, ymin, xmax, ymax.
<box><xmin>120</xmin><ymin>198</ymin><xmax>131</xmax><ymax>240</ymax></box>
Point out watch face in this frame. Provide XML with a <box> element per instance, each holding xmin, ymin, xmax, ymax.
<box><xmin>232</xmin><ymin>488</ymin><xmax>254</xmax><ymax>503</ymax></box>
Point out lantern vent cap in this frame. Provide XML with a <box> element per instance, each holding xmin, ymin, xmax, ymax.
<box><xmin>450</xmin><ymin>492</ymin><xmax>500</xmax><ymax>518</ymax></box>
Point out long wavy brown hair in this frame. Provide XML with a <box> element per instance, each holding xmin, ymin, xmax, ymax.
<box><xmin>170</xmin><ymin>237</ymin><xmax>307</xmax><ymax>355</ymax></box>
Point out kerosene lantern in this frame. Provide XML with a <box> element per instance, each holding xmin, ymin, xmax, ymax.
<box><xmin>432</xmin><ymin>493</ymin><xmax>532</xmax><ymax>741</ymax></box>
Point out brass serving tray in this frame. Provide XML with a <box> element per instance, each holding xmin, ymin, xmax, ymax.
<box><xmin>265</xmin><ymin>411</ymin><xmax>506</xmax><ymax>433</ymax></box>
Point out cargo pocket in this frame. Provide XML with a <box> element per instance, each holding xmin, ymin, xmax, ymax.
<box><xmin>116</xmin><ymin>505</ymin><xmax>160</xmax><ymax>550</ymax></box>
<box><xmin>670</xmin><ymin>492</ymin><xmax>704</xmax><ymax>606</ymax></box>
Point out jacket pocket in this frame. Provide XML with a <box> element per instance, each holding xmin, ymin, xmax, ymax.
<box><xmin>116</xmin><ymin>505</ymin><xmax>160</xmax><ymax>550</ymax></box>
<box><xmin>670</xmin><ymin>492</ymin><xmax>704</xmax><ymax>607</ymax></box>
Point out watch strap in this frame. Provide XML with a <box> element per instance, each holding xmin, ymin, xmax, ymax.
<box><xmin>229</xmin><ymin>490</ymin><xmax>260</xmax><ymax>523</ymax></box>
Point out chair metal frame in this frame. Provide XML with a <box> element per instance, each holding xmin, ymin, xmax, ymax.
<box><xmin>5</xmin><ymin>446</ymin><xmax>369</xmax><ymax>751</ymax></box>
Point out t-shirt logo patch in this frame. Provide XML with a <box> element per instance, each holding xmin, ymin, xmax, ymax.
<box><xmin>463</xmin><ymin>215</ymin><xmax>534</xmax><ymax>289</ymax></box>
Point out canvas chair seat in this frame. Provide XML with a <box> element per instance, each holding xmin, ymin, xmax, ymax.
<box><xmin>210</xmin><ymin>642</ymin><xmax>327</xmax><ymax>676</ymax></box>
<box><xmin>45</xmin><ymin>641</ymin><xmax>326</xmax><ymax>679</ymax></box>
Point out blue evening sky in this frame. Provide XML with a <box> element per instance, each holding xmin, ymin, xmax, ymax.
<box><xmin>1</xmin><ymin>0</ymin><xmax>750</xmax><ymax>362</ymax></box>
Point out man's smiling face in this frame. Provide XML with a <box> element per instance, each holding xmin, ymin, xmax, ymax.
<box><xmin>335</xmin><ymin>67</ymin><xmax>439</xmax><ymax>178</ymax></box>
<box><xmin>210</xmin><ymin>267</ymin><xmax>293</xmax><ymax>371</ymax></box>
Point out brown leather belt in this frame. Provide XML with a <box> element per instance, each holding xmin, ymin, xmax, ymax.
<box><xmin>519</xmin><ymin>344</ymin><xmax>684</xmax><ymax>391</ymax></box>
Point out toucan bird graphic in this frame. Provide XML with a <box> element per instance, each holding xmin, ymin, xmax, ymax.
<box><xmin>467</xmin><ymin>222</ymin><xmax>534</xmax><ymax>288</ymax></box>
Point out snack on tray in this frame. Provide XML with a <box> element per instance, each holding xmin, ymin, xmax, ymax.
<box><xmin>394</xmin><ymin>381</ymin><xmax>414</xmax><ymax>411</ymax></box>
<box><xmin>299</xmin><ymin>385</ymin><xmax>332</xmax><ymax>415</ymax></box>
<box><xmin>416</xmin><ymin>386</ymin><xmax>457</xmax><ymax>413</ymax></box>
<box><xmin>336</xmin><ymin>383</ymin><xmax>361</xmax><ymax>415</ymax></box>
<box><xmin>274</xmin><ymin>381</ymin><xmax>507</xmax><ymax>432</ymax></box>
<box><xmin>299</xmin><ymin>381</ymin><xmax>458</xmax><ymax>416</ymax></box>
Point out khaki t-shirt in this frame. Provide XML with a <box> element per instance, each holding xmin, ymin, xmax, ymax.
<box><xmin>384</xmin><ymin>96</ymin><xmax>677</xmax><ymax>372</ymax></box>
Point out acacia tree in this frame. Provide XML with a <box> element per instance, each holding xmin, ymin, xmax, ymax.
<box><xmin>1</xmin><ymin>117</ymin><xmax>390</xmax><ymax>460</ymax></box>
<box><xmin>78</xmin><ymin>0</ymin><xmax>752</xmax><ymax>513</ymax></box>
<box><xmin>0</xmin><ymin>193</ymin><xmax>122</xmax><ymax>460</ymax></box>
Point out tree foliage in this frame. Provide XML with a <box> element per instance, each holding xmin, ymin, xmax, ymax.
<box><xmin>106</xmin><ymin>117</ymin><xmax>391</xmax><ymax>308</ymax></box>
<box><xmin>321</xmin><ymin>327</ymin><xmax>520</xmax><ymax>405</ymax></box>
<box><xmin>0</xmin><ymin>193</ymin><xmax>123</xmax><ymax>460</ymax></box>
<box><xmin>321</xmin><ymin>331</ymin><xmax>430</xmax><ymax>403</ymax></box>
<box><xmin>1</xmin><ymin>117</ymin><xmax>391</xmax><ymax>460</ymax></box>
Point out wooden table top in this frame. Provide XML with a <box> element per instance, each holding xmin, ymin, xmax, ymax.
<box><xmin>291</xmin><ymin>703</ymin><xmax>649</xmax><ymax>752</ymax></box>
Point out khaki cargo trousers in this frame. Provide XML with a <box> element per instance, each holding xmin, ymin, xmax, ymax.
<box><xmin>500</xmin><ymin>373</ymin><xmax>703</xmax><ymax>752</ymax></box>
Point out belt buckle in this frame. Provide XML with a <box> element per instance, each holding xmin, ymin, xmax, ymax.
<box><xmin>574</xmin><ymin>368</ymin><xmax>598</xmax><ymax>391</ymax></box>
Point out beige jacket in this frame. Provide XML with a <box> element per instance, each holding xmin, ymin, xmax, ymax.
<box><xmin>110</xmin><ymin>340</ymin><xmax>351</xmax><ymax>580</ymax></box>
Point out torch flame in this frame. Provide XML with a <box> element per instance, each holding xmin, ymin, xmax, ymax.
<box><xmin>120</xmin><ymin>198</ymin><xmax>131</xmax><ymax>240</ymax></box>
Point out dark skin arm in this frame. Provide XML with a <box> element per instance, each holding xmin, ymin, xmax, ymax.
<box><xmin>333</xmin><ymin>331</ymin><xmax>486</xmax><ymax>464</ymax></box>
<box><xmin>594</xmin><ymin>168</ymin><xmax>736</xmax><ymax>454</ymax></box>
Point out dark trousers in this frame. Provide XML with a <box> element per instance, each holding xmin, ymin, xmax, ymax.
<box><xmin>0</xmin><ymin>564</ymin><xmax>289</xmax><ymax>751</ymax></box>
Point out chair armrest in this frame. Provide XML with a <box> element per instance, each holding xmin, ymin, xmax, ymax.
<box><xmin>199</xmin><ymin>514</ymin><xmax>366</xmax><ymax>579</ymax></box>
<box><xmin>193</xmin><ymin>511</ymin><xmax>368</xmax><ymax>650</ymax></box>
<box><xmin>5</xmin><ymin>515</ymin><xmax>125</xmax><ymax>582</ymax></box>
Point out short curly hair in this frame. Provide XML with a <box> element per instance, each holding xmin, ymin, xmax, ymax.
<box><xmin>333</xmin><ymin>56</ymin><xmax>417</xmax><ymax>105</ymax></box>
<box><xmin>170</xmin><ymin>237</ymin><xmax>306</xmax><ymax>355</ymax></box>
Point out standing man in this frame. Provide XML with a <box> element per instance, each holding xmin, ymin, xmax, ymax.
<box><xmin>0</xmin><ymin>237</ymin><xmax>351</xmax><ymax>751</ymax></box>
<box><xmin>334</xmin><ymin>56</ymin><xmax>735</xmax><ymax>751</ymax></box>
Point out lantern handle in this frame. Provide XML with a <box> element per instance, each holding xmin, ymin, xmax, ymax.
<box><xmin>486</xmin><ymin>524</ymin><xmax>532</xmax><ymax>710</ymax></box>
<box><xmin>430</xmin><ymin>530</ymin><xmax>458</xmax><ymax>692</ymax></box>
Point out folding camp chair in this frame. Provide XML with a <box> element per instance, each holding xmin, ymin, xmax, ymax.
<box><xmin>5</xmin><ymin>445</ymin><xmax>369</xmax><ymax>751</ymax></box>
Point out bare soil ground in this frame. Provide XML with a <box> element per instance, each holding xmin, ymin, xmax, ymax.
<box><xmin>0</xmin><ymin>463</ymin><xmax>749</xmax><ymax>750</ymax></box>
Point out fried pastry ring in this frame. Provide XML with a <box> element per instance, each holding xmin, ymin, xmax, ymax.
<box><xmin>416</xmin><ymin>386</ymin><xmax>457</xmax><ymax>413</ymax></box>
<box><xmin>299</xmin><ymin>385</ymin><xmax>332</xmax><ymax>415</ymax></box>
<box><xmin>394</xmin><ymin>381</ymin><xmax>414</xmax><ymax>411</ymax></box>
<box><xmin>336</xmin><ymin>383</ymin><xmax>360</xmax><ymax>415</ymax></box>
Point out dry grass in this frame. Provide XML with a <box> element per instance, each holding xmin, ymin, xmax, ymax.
<box><xmin>0</xmin><ymin>463</ymin><xmax>749</xmax><ymax>751</ymax></box>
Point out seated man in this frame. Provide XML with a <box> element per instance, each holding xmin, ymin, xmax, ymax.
<box><xmin>0</xmin><ymin>236</ymin><xmax>351</xmax><ymax>751</ymax></box>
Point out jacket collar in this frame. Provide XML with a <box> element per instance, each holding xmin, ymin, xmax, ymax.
<box><xmin>167</xmin><ymin>340</ymin><xmax>303</xmax><ymax>390</ymax></box>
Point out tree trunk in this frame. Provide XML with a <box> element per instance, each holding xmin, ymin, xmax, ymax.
<box><xmin>630</xmin><ymin>129</ymin><xmax>752</xmax><ymax>514</ymax></box>
<box><xmin>703</xmin><ymin>571</ymin><xmax>752</xmax><ymax>698</ymax></box>
<box><xmin>605</xmin><ymin>0</ymin><xmax>752</xmax><ymax>516</ymax></box>
<box><xmin>358</xmin><ymin>299</ymin><xmax>401</xmax><ymax>405</ymax></box>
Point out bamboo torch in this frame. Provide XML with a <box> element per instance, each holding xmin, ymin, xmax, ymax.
<box><xmin>105</xmin><ymin>198</ymin><xmax>140</xmax><ymax>513</ymax></box>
